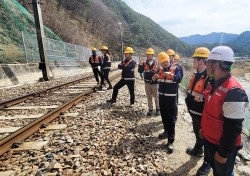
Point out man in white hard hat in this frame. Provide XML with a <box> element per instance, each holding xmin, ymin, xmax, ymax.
<box><xmin>200</xmin><ymin>46</ymin><xmax>249</xmax><ymax>175</ymax></box>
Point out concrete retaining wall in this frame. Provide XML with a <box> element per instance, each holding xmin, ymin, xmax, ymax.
<box><xmin>0</xmin><ymin>62</ymin><xmax>120</xmax><ymax>88</ymax></box>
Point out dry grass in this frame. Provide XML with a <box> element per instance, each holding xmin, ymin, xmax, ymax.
<box><xmin>0</xmin><ymin>43</ymin><xmax>25</xmax><ymax>63</ymax></box>
<box><xmin>232</xmin><ymin>60</ymin><xmax>250</xmax><ymax>77</ymax></box>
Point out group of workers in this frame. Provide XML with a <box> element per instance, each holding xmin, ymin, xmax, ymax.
<box><xmin>89</xmin><ymin>45</ymin><xmax>249</xmax><ymax>176</ymax></box>
<box><xmin>88</xmin><ymin>46</ymin><xmax>112</xmax><ymax>90</ymax></box>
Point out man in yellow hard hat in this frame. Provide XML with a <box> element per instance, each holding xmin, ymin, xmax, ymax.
<box><xmin>107</xmin><ymin>47</ymin><xmax>136</xmax><ymax>105</ymax></box>
<box><xmin>152</xmin><ymin>52</ymin><xmax>182</xmax><ymax>153</ymax></box>
<box><xmin>167</xmin><ymin>49</ymin><xmax>175</xmax><ymax>65</ymax></box>
<box><xmin>99</xmin><ymin>46</ymin><xmax>112</xmax><ymax>90</ymax></box>
<box><xmin>138</xmin><ymin>48</ymin><xmax>160</xmax><ymax>116</ymax></box>
<box><xmin>185</xmin><ymin>47</ymin><xmax>211</xmax><ymax>176</ymax></box>
<box><xmin>201</xmin><ymin>46</ymin><xmax>248</xmax><ymax>175</ymax></box>
<box><xmin>89</xmin><ymin>47</ymin><xmax>102</xmax><ymax>85</ymax></box>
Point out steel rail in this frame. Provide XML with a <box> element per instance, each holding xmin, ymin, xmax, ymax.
<box><xmin>0</xmin><ymin>68</ymin><xmax>118</xmax><ymax>109</ymax></box>
<box><xmin>0</xmin><ymin>73</ymin><xmax>120</xmax><ymax>156</ymax></box>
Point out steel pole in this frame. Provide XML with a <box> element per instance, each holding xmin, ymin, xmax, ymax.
<box><xmin>121</xmin><ymin>30</ymin><xmax>124</xmax><ymax>61</ymax></box>
<box><xmin>32</xmin><ymin>0</ymin><xmax>49</xmax><ymax>81</ymax></box>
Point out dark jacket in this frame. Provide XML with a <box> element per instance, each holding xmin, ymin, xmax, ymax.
<box><xmin>118</xmin><ymin>58</ymin><xmax>136</xmax><ymax>80</ymax></box>
<box><xmin>185</xmin><ymin>69</ymin><xmax>210</xmax><ymax>115</ymax></box>
<box><xmin>157</xmin><ymin>66</ymin><xmax>182</xmax><ymax>95</ymax></box>
<box><xmin>138</xmin><ymin>59</ymin><xmax>158</xmax><ymax>84</ymax></box>
<box><xmin>100</xmin><ymin>54</ymin><xmax>111</xmax><ymax>70</ymax></box>
<box><xmin>89</xmin><ymin>54</ymin><xmax>100</xmax><ymax>68</ymax></box>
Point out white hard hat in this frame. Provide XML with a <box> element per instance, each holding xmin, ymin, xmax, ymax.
<box><xmin>208</xmin><ymin>46</ymin><xmax>235</xmax><ymax>63</ymax></box>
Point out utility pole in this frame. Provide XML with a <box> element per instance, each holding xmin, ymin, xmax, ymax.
<box><xmin>32</xmin><ymin>0</ymin><xmax>49</xmax><ymax>81</ymax></box>
<box><xmin>118</xmin><ymin>22</ymin><xmax>124</xmax><ymax>61</ymax></box>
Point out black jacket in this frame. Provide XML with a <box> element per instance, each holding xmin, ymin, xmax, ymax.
<box><xmin>118</xmin><ymin>58</ymin><xmax>136</xmax><ymax>80</ymax></box>
<box><xmin>185</xmin><ymin>69</ymin><xmax>210</xmax><ymax>115</ymax></box>
<box><xmin>138</xmin><ymin>59</ymin><xmax>158</xmax><ymax>84</ymax></box>
<box><xmin>100</xmin><ymin>54</ymin><xmax>111</xmax><ymax>70</ymax></box>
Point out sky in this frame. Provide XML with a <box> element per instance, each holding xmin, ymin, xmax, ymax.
<box><xmin>123</xmin><ymin>0</ymin><xmax>250</xmax><ymax>37</ymax></box>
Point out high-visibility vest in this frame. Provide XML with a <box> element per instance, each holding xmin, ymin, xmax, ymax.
<box><xmin>90</xmin><ymin>55</ymin><xmax>100</xmax><ymax>64</ymax></box>
<box><xmin>144</xmin><ymin>61</ymin><xmax>158</xmax><ymax>72</ymax></box>
<box><xmin>158</xmin><ymin>66</ymin><xmax>176</xmax><ymax>83</ymax></box>
<box><xmin>201</xmin><ymin>76</ymin><xmax>243</xmax><ymax>146</ymax></box>
<box><xmin>187</xmin><ymin>74</ymin><xmax>207</xmax><ymax>99</ymax></box>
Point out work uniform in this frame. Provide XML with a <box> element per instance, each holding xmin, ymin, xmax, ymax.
<box><xmin>112</xmin><ymin>58</ymin><xmax>136</xmax><ymax>104</ymax></box>
<box><xmin>173</xmin><ymin>61</ymin><xmax>183</xmax><ymax>104</ymax></box>
<box><xmin>138</xmin><ymin>59</ymin><xmax>159</xmax><ymax>111</ymax></box>
<box><xmin>157</xmin><ymin>65</ymin><xmax>182</xmax><ymax>143</ymax></box>
<box><xmin>100</xmin><ymin>53</ymin><xmax>112</xmax><ymax>87</ymax></box>
<box><xmin>201</xmin><ymin>74</ymin><xmax>249</xmax><ymax>175</ymax></box>
<box><xmin>186</xmin><ymin>69</ymin><xmax>209</xmax><ymax>150</ymax></box>
<box><xmin>89</xmin><ymin>54</ymin><xmax>102</xmax><ymax>83</ymax></box>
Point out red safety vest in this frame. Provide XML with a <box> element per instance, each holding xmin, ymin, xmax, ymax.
<box><xmin>188</xmin><ymin>74</ymin><xmax>207</xmax><ymax>98</ymax></box>
<box><xmin>90</xmin><ymin>55</ymin><xmax>99</xmax><ymax>64</ymax></box>
<box><xmin>201</xmin><ymin>76</ymin><xmax>243</xmax><ymax>146</ymax></box>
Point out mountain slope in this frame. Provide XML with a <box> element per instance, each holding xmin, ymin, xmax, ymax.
<box><xmin>180</xmin><ymin>31</ymin><xmax>250</xmax><ymax>56</ymax></box>
<box><xmin>228</xmin><ymin>31</ymin><xmax>250</xmax><ymax>55</ymax></box>
<box><xmin>180</xmin><ymin>32</ymin><xmax>238</xmax><ymax>45</ymax></box>
<box><xmin>0</xmin><ymin>0</ymin><xmax>61</xmax><ymax>63</ymax></box>
<box><xmin>18</xmin><ymin>0</ymin><xmax>192</xmax><ymax>57</ymax></box>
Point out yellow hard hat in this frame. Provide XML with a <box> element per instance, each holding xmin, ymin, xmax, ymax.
<box><xmin>146</xmin><ymin>48</ymin><xmax>154</xmax><ymax>55</ymax></box>
<box><xmin>193</xmin><ymin>47</ymin><xmax>210</xmax><ymax>58</ymax></box>
<box><xmin>167</xmin><ymin>49</ymin><xmax>175</xmax><ymax>56</ymax></box>
<box><xmin>124</xmin><ymin>47</ymin><xmax>134</xmax><ymax>54</ymax></box>
<box><xmin>101</xmin><ymin>46</ymin><xmax>108</xmax><ymax>50</ymax></box>
<box><xmin>158</xmin><ymin>52</ymin><xmax>169</xmax><ymax>63</ymax></box>
<box><xmin>92</xmin><ymin>47</ymin><xmax>97</xmax><ymax>51</ymax></box>
<box><xmin>174</xmin><ymin>54</ymin><xmax>180</xmax><ymax>60</ymax></box>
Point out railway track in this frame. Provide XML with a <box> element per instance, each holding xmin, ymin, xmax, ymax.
<box><xmin>0</xmin><ymin>70</ymin><xmax>121</xmax><ymax>156</ymax></box>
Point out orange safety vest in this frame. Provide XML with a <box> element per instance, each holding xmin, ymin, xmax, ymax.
<box><xmin>144</xmin><ymin>61</ymin><xmax>158</xmax><ymax>72</ymax></box>
<box><xmin>158</xmin><ymin>66</ymin><xmax>176</xmax><ymax>80</ymax></box>
<box><xmin>187</xmin><ymin>74</ymin><xmax>207</xmax><ymax>98</ymax></box>
<box><xmin>122</xmin><ymin>59</ymin><xmax>132</xmax><ymax>67</ymax></box>
<box><xmin>201</xmin><ymin>76</ymin><xmax>243</xmax><ymax>146</ymax></box>
<box><xmin>90</xmin><ymin>55</ymin><xmax>100</xmax><ymax>64</ymax></box>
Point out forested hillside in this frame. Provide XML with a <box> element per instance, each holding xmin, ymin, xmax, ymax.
<box><xmin>180</xmin><ymin>31</ymin><xmax>250</xmax><ymax>56</ymax></box>
<box><xmin>180</xmin><ymin>32</ymin><xmax>238</xmax><ymax>45</ymax></box>
<box><xmin>17</xmin><ymin>0</ymin><xmax>192</xmax><ymax>58</ymax></box>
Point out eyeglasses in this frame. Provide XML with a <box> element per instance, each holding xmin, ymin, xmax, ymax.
<box><xmin>204</xmin><ymin>60</ymin><xmax>217</xmax><ymax>65</ymax></box>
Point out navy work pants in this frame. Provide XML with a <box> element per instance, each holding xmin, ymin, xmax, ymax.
<box><xmin>112</xmin><ymin>79</ymin><xmax>135</xmax><ymax>104</ymax></box>
<box><xmin>204</xmin><ymin>139</ymin><xmax>239</xmax><ymax>176</ymax></box>
<box><xmin>190</xmin><ymin>113</ymin><xmax>210</xmax><ymax>163</ymax></box>
<box><xmin>92</xmin><ymin>68</ymin><xmax>102</xmax><ymax>83</ymax></box>
<box><xmin>159</xmin><ymin>95</ymin><xmax>177</xmax><ymax>143</ymax></box>
<box><xmin>101</xmin><ymin>69</ymin><xmax>111</xmax><ymax>86</ymax></box>
<box><xmin>190</xmin><ymin>114</ymin><xmax>204</xmax><ymax>149</ymax></box>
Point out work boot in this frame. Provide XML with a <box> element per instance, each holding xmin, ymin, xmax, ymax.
<box><xmin>107</xmin><ymin>85</ymin><xmax>113</xmax><ymax>89</ymax></box>
<box><xmin>155</xmin><ymin>108</ymin><xmax>160</xmax><ymax>115</ymax></box>
<box><xmin>106</xmin><ymin>99</ymin><xmax>116</xmax><ymax>104</ymax></box>
<box><xmin>186</xmin><ymin>147</ymin><xmax>204</xmax><ymax>157</ymax></box>
<box><xmin>147</xmin><ymin>110</ymin><xmax>153</xmax><ymax>116</ymax></box>
<box><xmin>97</xmin><ymin>85</ymin><xmax>103</xmax><ymax>91</ymax></box>
<box><xmin>196</xmin><ymin>161</ymin><xmax>211</xmax><ymax>176</ymax></box>
<box><xmin>158</xmin><ymin>131</ymin><xmax>168</xmax><ymax>139</ymax></box>
<box><xmin>167</xmin><ymin>142</ymin><xmax>174</xmax><ymax>154</ymax></box>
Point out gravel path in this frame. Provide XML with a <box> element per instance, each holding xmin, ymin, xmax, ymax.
<box><xmin>0</xmin><ymin>74</ymin><xmax>249</xmax><ymax>175</ymax></box>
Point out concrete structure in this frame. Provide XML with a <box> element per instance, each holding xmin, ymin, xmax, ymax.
<box><xmin>0</xmin><ymin>62</ymin><xmax>120</xmax><ymax>88</ymax></box>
